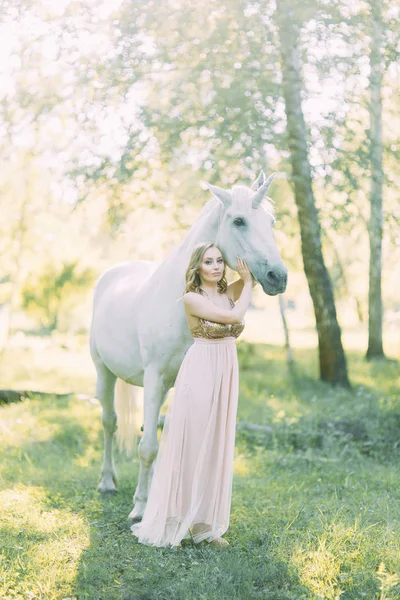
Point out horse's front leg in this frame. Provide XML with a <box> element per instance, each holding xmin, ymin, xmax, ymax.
<box><xmin>128</xmin><ymin>366</ymin><xmax>168</xmax><ymax>521</ymax></box>
<box><xmin>95</xmin><ymin>362</ymin><xmax>118</xmax><ymax>493</ymax></box>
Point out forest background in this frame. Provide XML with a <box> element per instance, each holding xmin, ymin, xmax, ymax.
<box><xmin>0</xmin><ymin>0</ymin><xmax>399</xmax><ymax>380</ymax></box>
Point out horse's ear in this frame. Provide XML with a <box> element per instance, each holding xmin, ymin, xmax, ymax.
<box><xmin>250</xmin><ymin>170</ymin><xmax>266</xmax><ymax>191</ymax></box>
<box><xmin>252</xmin><ymin>172</ymin><xmax>277</xmax><ymax>209</ymax></box>
<box><xmin>205</xmin><ymin>182</ymin><xmax>232</xmax><ymax>207</ymax></box>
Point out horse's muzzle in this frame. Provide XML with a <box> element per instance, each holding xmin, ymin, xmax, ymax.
<box><xmin>259</xmin><ymin>267</ymin><xmax>288</xmax><ymax>295</ymax></box>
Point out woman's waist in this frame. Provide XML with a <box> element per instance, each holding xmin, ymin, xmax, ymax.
<box><xmin>193</xmin><ymin>336</ymin><xmax>237</xmax><ymax>344</ymax></box>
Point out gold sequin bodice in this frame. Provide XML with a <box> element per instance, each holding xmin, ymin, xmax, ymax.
<box><xmin>190</xmin><ymin>297</ymin><xmax>245</xmax><ymax>340</ymax></box>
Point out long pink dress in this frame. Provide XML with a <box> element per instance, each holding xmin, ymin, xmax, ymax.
<box><xmin>130</xmin><ymin>299</ymin><xmax>245</xmax><ymax>547</ymax></box>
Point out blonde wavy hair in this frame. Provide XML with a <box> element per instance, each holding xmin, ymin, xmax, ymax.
<box><xmin>184</xmin><ymin>242</ymin><xmax>228</xmax><ymax>295</ymax></box>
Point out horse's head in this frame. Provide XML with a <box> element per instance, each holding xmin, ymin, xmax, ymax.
<box><xmin>207</xmin><ymin>171</ymin><xmax>288</xmax><ymax>296</ymax></box>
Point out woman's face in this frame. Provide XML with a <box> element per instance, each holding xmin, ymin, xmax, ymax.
<box><xmin>198</xmin><ymin>246</ymin><xmax>225</xmax><ymax>286</ymax></box>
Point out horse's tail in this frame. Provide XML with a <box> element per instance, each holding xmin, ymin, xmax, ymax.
<box><xmin>114</xmin><ymin>379</ymin><xmax>144</xmax><ymax>455</ymax></box>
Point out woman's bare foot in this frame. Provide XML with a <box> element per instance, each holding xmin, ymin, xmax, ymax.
<box><xmin>189</xmin><ymin>523</ymin><xmax>211</xmax><ymax>541</ymax></box>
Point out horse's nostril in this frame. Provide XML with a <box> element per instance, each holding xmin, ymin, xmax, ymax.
<box><xmin>266</xmin><ymin>270</ymin><xmax>279</xmax><ymax>284</ymax></box>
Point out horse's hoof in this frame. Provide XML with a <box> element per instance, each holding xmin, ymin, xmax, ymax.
<box><xmin>128</xmin><ymin>502</ymin><xmax>146</xmax><ymax>521</ymax></box>
<box><xmin>97</xmin><ymin>476</ymin><xmax>118</xmax><ymax>493</ymax></box>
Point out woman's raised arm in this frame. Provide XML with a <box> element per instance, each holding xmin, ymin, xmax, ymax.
<box><xmin>184</xmin><ymin>258</ymin><xmax>253</xmax><ymax>324</ymax></box>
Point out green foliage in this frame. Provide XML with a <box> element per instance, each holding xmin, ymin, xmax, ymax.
<box><xmin>21</xmin><ymin>261</ymin><xmax>95</xmax><ymax>332</ymax></box>
<box><xmin>1</xmin><ymin>0</ymin><xmax>400</xmax><ymax>319</ymax></box>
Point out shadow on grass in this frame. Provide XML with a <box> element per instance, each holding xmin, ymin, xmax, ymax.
<box><xmin>73</xmin><ymin>500</ymin><xmax>309</xmax><ymax>600</ymax></box>
<box><xmin>1</xmin><ymin>393</ymin><xmax>308</xmax><ymax>600</ymax></box>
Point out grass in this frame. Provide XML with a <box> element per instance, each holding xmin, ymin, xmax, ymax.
<box><xmin>0</xmin><ymin>335</ymin><xmax>399</xmax><ymax>599</ymax></box>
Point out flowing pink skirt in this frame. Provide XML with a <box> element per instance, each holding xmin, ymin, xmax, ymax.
<box><xmin>131</xmin><ymin>336</ymin><xmax>239</xmax><ymax>547</ymax></box>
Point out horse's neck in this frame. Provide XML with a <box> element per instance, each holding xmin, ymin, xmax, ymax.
<box><xmin>151</xmin><ymin>201</ymin><xmax>221</xmax><ymax>288</ymax></box>
<box><xmin>180</xmin><ymin>200</ymin><xmax>220</xmax><ymax>254</ymax></box>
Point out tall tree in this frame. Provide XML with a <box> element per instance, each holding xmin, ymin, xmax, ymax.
<box><xmin>366</xmin><ymin>0</ymin><xmax>385</xmax><ymax>359</ymax></box>
<box><xmin>275</xmin><ymin>0</ymin><xmax>350</xmax><ymax>387</ymax></box>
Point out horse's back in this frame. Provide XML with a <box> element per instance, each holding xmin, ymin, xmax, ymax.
<box><xmin>93</xmin><ymin>260</ymin><xmax>159</xmax><ymax>306</ymax></box>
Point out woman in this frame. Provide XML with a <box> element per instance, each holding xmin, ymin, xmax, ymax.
<box><xmin>131</xmin><ymin>242</ymin><xmax>253</xmax><ymax>547</ymax></box>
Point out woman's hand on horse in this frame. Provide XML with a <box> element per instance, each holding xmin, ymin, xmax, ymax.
<box><xmin>236</xmin><ymin>257</ymin><xmax>253</xmax><ymax>284</ymax></box>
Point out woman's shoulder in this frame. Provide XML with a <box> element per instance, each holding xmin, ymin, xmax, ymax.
<box><xmin>183</xmin><ymin>291</ymin><xmax>201</xmax><ymax>305</ymax></box>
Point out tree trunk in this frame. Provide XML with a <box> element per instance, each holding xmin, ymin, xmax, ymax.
<box><xmin>278</xmin><ymin>295</ymin><xmax>294</xmax><ymax>365</ymax></box>
<box><xmin>324</xmin><ymin>231</ymin><xmax>364</xmax><ymax>324</ymax></box>
<box><xmin>276</xmin><ymin>3</ymin><xmax>350</xmax><ymax>387</ymax></box>
<box><xmin>366</xmin><ymin>0</ymin><xmax>385</xmax><ymax>360</ymax></box>
<box><xmin>356</xmin><ymin>298</ymin><xmax>365</xmax><ymax>324</ymax></box>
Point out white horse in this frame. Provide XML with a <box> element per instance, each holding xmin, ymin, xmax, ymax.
<box><xmin>89</xmin><ymin>170</ymin><xmax>287</xmax><ymax>520</ymax></box>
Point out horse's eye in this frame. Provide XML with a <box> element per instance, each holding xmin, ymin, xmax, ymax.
<box><xmin>233</xmin><ymin>217</ymin><xmax>246</xmax><ymax>227</ymax></box>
